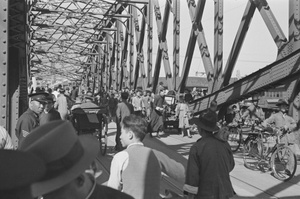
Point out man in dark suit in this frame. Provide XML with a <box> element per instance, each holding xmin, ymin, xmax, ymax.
<box><xmin>40</xmin><ymin>95</ymin><xmax>61</xmax><ymax>125</ymax></box>
<box><xmin>115</xmin><ymin>92</ymin><xmax>134</xmax><ymax>151</ymax></box>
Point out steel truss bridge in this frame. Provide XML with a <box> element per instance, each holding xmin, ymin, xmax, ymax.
<box><xmin>1</xmin><ymin>0</ymin><xmax>300</xmax><ymax>138</ymax></box>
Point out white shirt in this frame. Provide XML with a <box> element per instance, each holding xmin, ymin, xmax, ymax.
<box><xmin>107</xmin><ymin>142</ymin><xmax>144</xmax><ymax>190</ymax></box>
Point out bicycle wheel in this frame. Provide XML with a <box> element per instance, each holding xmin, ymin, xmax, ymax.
<box><xmin>243</xmin><ymin>137</ymin><xmax>262</xmax><ymax>170</ymax></box>
<box><xmin>270</xmin><ymin>146</ymin><xmax>297</xmax><ymax>181</ymax></box>
<box><xmin>227</xmin><ymin>127</ymin><xmax>242</xmax><ymax>152</ymax></box>
<box><xmin>99</xmin><ymin>115</ymin><xmax>108</xmax><ymax>156</ymax></box>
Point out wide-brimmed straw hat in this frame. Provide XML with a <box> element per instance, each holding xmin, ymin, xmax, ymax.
<box><xmin>192</xmin><ymin>110</ymin><xmax>219</xmax><ymax>132</ymax></box>
<box><xmin>18</xmin><ymin>120</ymin><xmax>99</xmax><ymax>197</ymax></box>
<box><xmin>276</xmin><ymin>99</ymin><xmax>289</xmax><ymax>106</ymax></box>
<box><xmin>0</xmin><ymin>150</ymin><xmax>45</xmax><ymax>192</ymax></box>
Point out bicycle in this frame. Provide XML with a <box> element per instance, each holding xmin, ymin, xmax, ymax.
<box><xmin>70</xmin><ymin>107</ymin><xmax>108</xmax><ymax>156</ymax></box>
<box><xmin>242</xmin><ymin>125</ymin><xmax>297</xmax><ymax>181</ymax></box>
<box><xmin>226</xmin><ymin>120</ymin><xmax>245</xmax><ymax>152</ymax></box>
<box><xmin>226</xmin><ymin>118</ymin><xmax>265</xmax><ymax>153</ymax></box>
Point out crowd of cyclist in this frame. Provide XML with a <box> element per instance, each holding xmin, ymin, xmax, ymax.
<box><xmin>221</xmin><ymin>96</ymin><xmax>299</xmax><ymax>153</ymax></box>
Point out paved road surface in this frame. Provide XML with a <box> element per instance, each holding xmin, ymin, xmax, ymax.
<box><xmin>95</xmin><ymin>122</ymin><xmax>300</xmax><ymax>199</ymax></box>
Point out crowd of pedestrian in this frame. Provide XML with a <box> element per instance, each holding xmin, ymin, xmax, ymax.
<box><xmin>1</xmin><ymin>80</ymin><xmax>300</xmax><ymax>199</ymax></box>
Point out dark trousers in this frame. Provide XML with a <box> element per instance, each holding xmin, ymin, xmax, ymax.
<box><xmin>115</xmin><ymin>122</ymin><xmax>124</xmax><ymax>151</ymax></box>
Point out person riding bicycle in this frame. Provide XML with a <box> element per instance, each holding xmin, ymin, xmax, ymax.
<box><xmin>241</xmin><ymin>96</ymin><xmax>265</xmax><ymax>125</ymax></box>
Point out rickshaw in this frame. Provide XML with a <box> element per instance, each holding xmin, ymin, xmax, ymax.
<box><xmin>70</xmin><ymin>106</ymin><xmax>108</xmax><ymax>156</ymax></box>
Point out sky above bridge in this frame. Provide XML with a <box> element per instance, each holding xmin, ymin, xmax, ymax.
<box><xmin>154</xmin><ymin>0</ymin><xmax>288</xmax><ymax>78</ymax></box>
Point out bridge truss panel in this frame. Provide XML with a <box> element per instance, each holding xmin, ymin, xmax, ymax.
<box><xmin>4</xmin><ymin>0</ymin><xmax>300</xmax><ymax>126</ymax></box>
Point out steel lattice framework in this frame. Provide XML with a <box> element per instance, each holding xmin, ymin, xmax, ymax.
<box><xmin>1</xmin><ymin>0</ymin><xmax>300</xmax><ymax>137</ymax></box>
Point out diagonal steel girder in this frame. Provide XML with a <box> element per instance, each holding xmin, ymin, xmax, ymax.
<box><xmin>152</xmin><ymin>0</ymin><xmax>172</xmax><ymax>93</ymax></box>
<box><xmin>179</xmin><ymin>0</ymin><xmax>213</xmax><ymax>93</ymax></box>
<box><xmin>219</xmin><ymin>0</ymin><xmax>288</xmax><ymax>90</ymax></box>
<box><xmin>189</xmin><ymin>49</ymin><xmax>300</xmax><ymax>115</ymax></box>
<box><xmin>132</xmin><ymin>5</ymin><xmax>147</xmax><ymax>90</ymax></box>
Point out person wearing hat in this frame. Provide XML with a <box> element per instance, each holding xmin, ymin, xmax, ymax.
<box><xmin>262</xmin><ymin>99</ymin><xmax>296</xmax><ymax>132</ymax></box>
<box><xmin>80</xmin><ymin>93</ymin><xmax>99</xmax><ymax>109</ymax></box>
<box><xmin>131</xmin><ymin>90</ymin><xmax>143</xmax><ymax>117</ymax></box>
<box><xmin>183</xmin><ymin>111</ymin><xmax>235</xmax><ymax>199</ymax></box>
<box><xmin>54</xmin><ymin>88</ymin><xmax>69</xmax><ymax>120</ymax></box>
<box><xmin>241</xmin><ymin>96</ymin><xmax>265</xmax><ymax>124</ymax></box>
<box><xmin>71</xmin><ymin>97</ymin><xmax>82</xmax><ymax>111</ymax></box>
<box><xmin>148</xmin><ymin>87</ymin><xmax>166</xmax><ymax>138</ymax></box>
<box><xmin>15</xmin><ymin>92</ymin><xmax>48</xmax><ymax>147</ymax></box>
<box><xmin>18</xmin><ymin>120</ymin><xmax>133</xmax><ymax>199</ymax></box>
<box><xmin>40</xmin><ymin>95</ymin><xmax>62</xmax><ymax>125</ymax></box>
<box><xmin>0</xmin><ymin>149</ymin><xmax>46</xmax><ymax>199</ymax></box>
<box><xmin>141</xmin><ymin>90</ymin><xmax>151</xmax><ymax>121</ymax></box>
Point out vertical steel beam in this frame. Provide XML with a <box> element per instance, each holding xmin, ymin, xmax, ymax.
<box><xmin>289</xmin><ymin>0</ymin><xmax>300</xmax><ymax>53</ymax></box>
<box><xmin>106</xmin><ymin>34</ymin><xmax>113</xmax><ymax>90</ymax></box>
<box><xmin>132</xmin><ymin>6</ymin><xmax>147</xmax><ymax>90</ymax></box>
<box><xmin>152</xmin><ymin>0</ymin><xmax>172</xmax><ymax>93</ymax></box>
<box><xmin>9</xmin><ymin>0</ymin><xmax>27</xmax><ymax>147</ymax></box>
<box><xmin>129</xmin><ymin>6</ymin><xmax>135</xmax><ymax>89</ymax></box>
<box><xmin>103</xmin><ymin>45</ymin><xmax>108</xmax><ymax>90</ymax></box>
<box><xmin>147</xmin><ymin>0</ymin><xmax>153</xmax><ymax>89</ymax></box>
<box><xmin>116</xmin><ymin>21</ymin><xmax>121</xmax><ymax>90</ymax></box>
<box><xmin>0</xmin><ymin>0</ymin><xmax>8</xmax><ymax>128</ymax></box>
<box><xmin>110</xmin><ymin>34</ymin><xmax>117</xmax><ymax>90</ymax></box>
<box><xmin>173</xmin><ymin>0</ymin><xmax>180</xmax><ymax>91</ymax></box>
<box><xmin>221</xmin><ymin>1</ymin><xmax>256</xmax><ymax>87</ymax></box>
<box><xmin>119</xmin><ymin>20</ymin><xmax>130</xmax><ymax>90</ymax></box>
<box><xmin>211</xmin><ymin>0</ymin><xmax>223</xmax><ymax>92</ymax></box>
<box><xmin>91</xmin><ymin>56</ymin><xmax>96</xmax><ymax>94</ymax></box>
<box><xmin>98</xmin><ymin>45</ymin><xmax>104</xmax><ymax>89</ymax></box>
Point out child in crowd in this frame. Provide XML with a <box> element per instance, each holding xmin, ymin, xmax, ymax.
<box><xmin>175</xmin><ymin>95</ymin><xmax>192</xmax><ymax>138</ymax></box>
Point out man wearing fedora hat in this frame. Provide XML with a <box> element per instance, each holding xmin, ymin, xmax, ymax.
<box><xmin>40</xmin><ymin>95</ymin><xmax>62</xmax><ymax>125</ymax></box>
<box><xmin>15</xmin><ymin>92</ymin><xmax>49</xmax><ymax>147</ymax></box>
<box><xmin>0</xmin><ymin>149</ymin><xmax>46</xmax><ymax>199</ymax></box>
<box><xmin>262</xmin><ymin>99</ymin><xmax>296</xmax><ymax>131</ymax></box>
<box><xmin>19</xmin><ymin>120</ymin><xmax>133</xmax><ymax>199</ymax></box>
<box><xmin>183</xmin><ymin>111</ymin><xmax>235</xmax><ymax>199</ymax></box>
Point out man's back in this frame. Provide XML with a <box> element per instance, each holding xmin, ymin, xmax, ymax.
<box><xmin>116</xmin><ymin>101</ymin><xmax>134</xmax><ymax>123</ymax></box>
<box><xmin>186</xmin><ymin>135</ymin><xmax>235</xmax><ymax>198</ymax></box>
<box><xmin>123</xmin><ymin>145</ymin><xmax>161</xmax><ymax>199</ymax></box>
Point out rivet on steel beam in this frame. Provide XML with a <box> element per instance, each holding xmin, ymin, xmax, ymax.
<box><xmin>2</xmin><ymin>94</ymin><xmax>6</xmax><ymax>97</ymax></box>
<box><xmin>3</xmin><ymin>30</ymin><xmax>6</xmax><ymax>33</ymax></box>
<box><xmin>3</xmin><ymin>8</ymin><xmax>6</xmax><ymax>11</ymax></box>
<box><xmin>3</xmin><ymin>62</ymin><xmax>6</xmax><ymax>65</ymax></box>
<box><xmin>2</xmin><ymin>115</ymin><xmax>5</xmax><ymax>119</ymax></box>
<box><xmin>2</xmin><ymin>105</ymin><xmax>5</xmax><ymax>108</ymax></box>
<box><xmin>3</xmin><ymin>19</ymin><xmax>6</xmax><ymax>22</ymax></box>
<box><xmin>3</xmin><ymin>41</ymin><xmax>6</xmax><ymax>43</ymax></box>
<box><xmin>3</xmin><ymin>51</ymin><xmax>6</xmax><ymax>54</ymax></box>
<box><xmin>2</xmin><ymin>72</ymin><xmax>5</xmax><ymax>75</ymax></box>
<box><xmin>2</xmin><ymin>83</ymin><xmax>6</xmax><ymax>86</ymax></box>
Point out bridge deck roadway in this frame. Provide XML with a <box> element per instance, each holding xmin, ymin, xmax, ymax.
<box><xmin>95</xmin><ymin>122</ymin><xmax>300</xmax><ymax>199</ymax></box>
